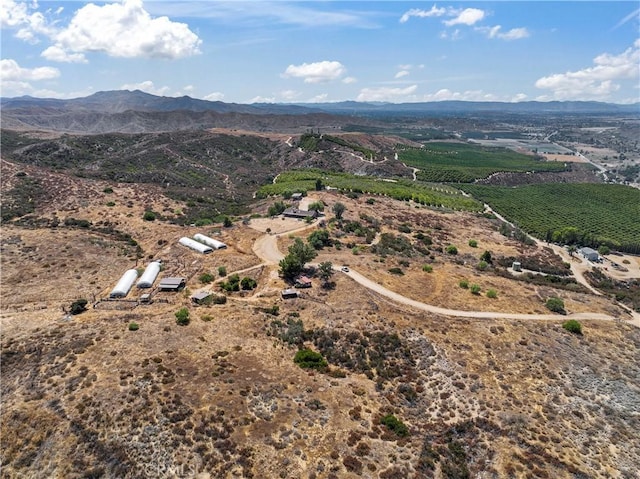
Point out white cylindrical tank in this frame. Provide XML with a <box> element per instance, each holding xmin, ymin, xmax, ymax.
<box><xmin>194</xmin><ymin>233</ymin><xmax>227</xmax><ymax>250</ymax></box>
<box><xmin>179</xmin><ymin>237</ymin><xmax>213</xmax><ymax>254</ymax></box>
<box><xmin>110</xmin><ymin>269</ymin><xmax>139</xmax><ymax>298</ymax></box>
<box><xmin>137</xmin><ymin>261</ymin><xmax>161</xmax><ymax>288</ymax></box>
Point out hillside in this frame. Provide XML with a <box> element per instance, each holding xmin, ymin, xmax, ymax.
<box><xmin>1</xmin><ymin>158</ymin><xmax>639</xmax><ymax>478</ymax></box>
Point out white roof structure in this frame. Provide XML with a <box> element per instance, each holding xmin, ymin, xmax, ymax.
<box><xmin>194</xmin><ymin>233</ymin><xmax>227</xmax><ymax>250</ymax></box>
<box><xmin>110</xmin><ymin>269</ymin><xmax>138</xmax><ymax>298</ymax></box>
<box><xmin>137</xmin><ymin>261</ymin><xmax>161</xmax><ymax>288</ymax></box>
<box><xmin>179</xmin><ymin>237</ymin><xmax>213</xmax><ymax>254</ymax></box>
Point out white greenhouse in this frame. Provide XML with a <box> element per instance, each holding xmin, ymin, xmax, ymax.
<box><xmin>137</xmin><ymin>261</ymin><xmax>161</xmax><ymax>288</ymax></box>
<box><xmin>179</xmin><ymin>237</ymin><xmax>213</xmax><ymax>254</ymax></box>
<box><xmin>193</xmin><ymin>233</ymin><xmax>227</xmax><ymax>250</ymax></box>
<box><xmin>110</xmin><ymin>269</ymin><xmax>139</xmax><ymax>298</ymax></box>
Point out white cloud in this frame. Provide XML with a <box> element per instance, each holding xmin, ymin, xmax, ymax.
<box><xmin>120</xmin><ymin>80</ymin><xmax>171</xmax><ymax>96</ymax></box>
<box><xmin>511</xmin><ymin>93</ymin><xmax>528</xmax><ymax>102</ymax></box>
<box><xmin>443</xmin><ymin>8</ymin><xmax>485</xmax><ymax>27</ymax></box>
<box><xmin>422</xmin><ymin>88</ymin><xmax>499</xmax><ymax>102</ymax></box>
<box><xmin>279</xmin><ymin>89</ymin><xmax>301</xmax><ymax>101</ymax></box>
<box><xmin>357</xmin><ymin>85</ymin><xmax>418</xmax><ymax>102</ymax></box>
<box><xmin>203</xmin><ymin>92</ymin><xmax>225</xmax><ymax>101</ymax></box>
<box><xmin>1</xmin><ymin>0</ymin><xmax>54</xmax><ymax>42</ymax></box>
<box><xmin>399</xmin><ymin>5</ymin><xmax>447</xmax><ymax>23</ymax></box>
<box><xmin>51</xmin><ymin>0</ymin><xmax>201</xmax><ymax>60</ymax></box>
<box><xmin>309</xmin><ymin>93</ymin><xmax>329</xmax><ymax>103</ymax></box>
<box><xmin>41</xmin><ymin>45</ymin><xmax>87</xmax><ymax>63</ymax></box>
<box><xmin>478</xmin><ymin>25</ymin><xmax>529</xmax><ymax>40</ymax></box>
<box><xmin>535</xmin><ymin>40</ymin><xmax>640</xmax><ymax>100</ymax></box>
<box><xmin>248</xmin><ymin>95</ymin><xmax>275</xmax><ymax>103</ymax></box>
<box><xmin>342</xmin><ymin>76</ymin><xmax>357</xmax><ymax>84</ymax></box>
<box><xmin>439</xmin><ymin>29</ymin><xmax>461</xmax><ymax>40</ymax></box>
<box><xmin>395</xmin><ymin>70</ymin><xmax>410</xmax><ymax>79</ymax></box>
<box><xmin>282</xmin><ymin>61</ymin><xmax>346</xmax><ymax>83</ymax></box>
<box><xmin>0</xmin><ymin>58</ymin><xmax>60</xmax><ymax>81</ymax></box>
<box><xmin>613</xmin><ymin>7</ymin><xmax>640</xmax><ymax>30</ymax></box>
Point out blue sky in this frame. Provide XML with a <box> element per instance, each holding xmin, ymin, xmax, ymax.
<box><xmin>1</xmin><ymin>1</ymin><xmax>639</xmax><ymax>103</ymax></box>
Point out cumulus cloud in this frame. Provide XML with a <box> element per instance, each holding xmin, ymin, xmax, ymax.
<box><xmin>50</xmin><ymin>0</ymin><xmax>201</xmax><ymax>60</ymax></box>
<box><xmin>535</xmin><ymin>40</ymin><xmax>640</xmax><ymax>100</ymax></box>
<box><xmin>279</xmin><ymin>89</ymin><xmax>301</xmax><ymax>101</ymax></box>
<box><xmin>309</xmin><ymin>93</ymin><xmax>329</xmax><ymax>103</ymax></box>
<box><xmin>248</xmin><ymin>95</ymin><xmax>275</xmax><ymax>103</ymax></box>
<box><xmin>478</xmin><ymin>25</ymin><xmax>530</xmax><ymax>40</ymax></box>
<box><xmin>0</xmin><ymin>58</ymin><xmax>60</xmax><ymax>81</ymax></box>
<box><xmin>342</xmin><ymin>76</ymin><xmax>357</xmax><ymax>84</ymax></box>
<box><xmin>203</xmin><ymin>92</ymin><xmax>225</xmax><ymax>101</ymax></box>
<box><xmin>1</xmin><ymin>0</ymin><xmax>54</xmax><ymax>42</ymax></box>
<box><xmin>41</xmin><ymin>45</ymin><xmax>87</xmax><ymax>63</ymax></box>
<box><xmin>357</xmin><ymin>85</ymin><xmax>417</xmax><ymax>102</ymax></box>
<box><xmin>399</xmin><ymin>5</ymin><xmax>447</xmax><ymax>23</ymax></box>
<box><xmin>282</xmin><ymin>61</ymin><xmax>346</xmax><ymax>83</ymax></box>
<box><xmin>443</xmin><ymin>8</ymin><xmax>485</xmax><ymax>26</ymax></box>
<box><xmin>422</xmin><ymin>88</ymin><xmax>499</xmax><ymax>102</ymax></box>
<box><xmin>120</xmin><ymin>80</ymin><xmax>171</xmax><ymax>96</ymax></box>
<box><xmin>395</xmin><ymin>70</ymin><xmax>410</xmax><ymax>79</ymax></box>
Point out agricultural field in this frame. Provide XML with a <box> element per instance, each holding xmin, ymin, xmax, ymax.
<box><xmin>398</xmin><ymin>142</ymin><xmax>567</xmax><ymax>182</ymax></box>
<box><xmin>257</xmin><ymin>169</ymin><xmax>482</xmax><ymax>212</ymax></box>
<box><xmin>460</xmin><ymin>183</ymin><xmax>640</xmax><ymax>253</ymax></box>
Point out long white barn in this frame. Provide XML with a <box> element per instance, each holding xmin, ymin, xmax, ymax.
<box><xmin>179</xmin><ymin>237</ymin><xmax>213</xmax><ymax>254</ymax></box>
<box><xmin>194</xmin><ymin>233</ymin><xmax>227</xmax><ymax>250</ymax></box>
<box><xmin>137</xmin><ymin>261</ymin><xmax>161</xmax><ymax>288</ymax></box>
<box><xmin>110</xmin><ymin>269</ymin><xmax>138</xmax><ymax>298</ymax></box>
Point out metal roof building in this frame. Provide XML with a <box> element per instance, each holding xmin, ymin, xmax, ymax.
<box><xmin>159</xmin><ymin>277</ymin><xmax>186</xmax><ymax>291</ymax></box>
<box><xmin>179</xmin><ymin>237</ymin><xmax>213</xmax><ymax>254</ymax></box>
<box><xmin>110</xmin><ymin>269</ymin><xmax>138</xmax><ymax>298</ymax></box>
<box><xmin>194</xmin><ymin>233</ymin><xmax>227</xmax><ymax>250</ymax></box>
<box><xmin>137</xmin><ymin>261</ymin><xmax>161</xmax><ymax>288</ymax></box>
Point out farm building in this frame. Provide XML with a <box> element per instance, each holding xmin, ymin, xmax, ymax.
<box><xmin>191</xmin><ymin>291</ymin><xmax>212</xmax><ymax>304</ymax></box>
<box><xmin>110</xmin><ymin>269</ymin><xmax>139</xmax><ymax>298</ymax></box>
<box><xmin>294</xmin><ymin>276</ymin><xmax>312</xmax><ymax>288</ymax></box>
<box><xmin>580</xmin><ymin>247</ymin><xmax>600</xmax><ymax>262</ymax></box>
<box><xmin>512</xmin><ymin>261</ymin><xmax>522</xmax><ymax>272</ymax></box>
<box><xmin>283</xmin><ymin>208</ymin><xmax>319</xmax><ymax>220</ymax></box>
<box><xmin>137</xmin><ymin>261</ymin><xmax>161</xmax><ymax>288</ymax></box>
<box><xmin>159</xmin><ymin>277</ymin><xmax>186</xmax><ymax>291</ymax></box>
<box><xmin>291</xmin><ymin>193</ymin><xmax>303</xmax><ymax>201</ymax></box>
<box><xmin>193</xmin><ymin>233</ymin><xmax>227</xmax><ymax>250</ymax></box>
<box><xmin>281</xmin><ymin>289</ymin><xmax>299</xmax><ymax>299</ymax></box>
<box><xmin>179</xmin><ymin>237</ymin><xmax>213</xmax><ymax>254</ymax></box>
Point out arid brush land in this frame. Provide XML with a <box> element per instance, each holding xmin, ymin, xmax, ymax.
<box><xmin>1</xmin><ymin>92</ymin><xmax>640</xmax><ymax>479</ymax></box>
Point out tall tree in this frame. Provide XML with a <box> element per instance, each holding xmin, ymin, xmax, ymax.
<box><xmin>332</xmin><ymin>202</ymin><xmax>346</xmax><ymax>220</ymax></box>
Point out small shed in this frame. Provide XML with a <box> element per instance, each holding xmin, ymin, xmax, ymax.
<box><xmin>193</xmin><ymin>233</ymin><xmax>227</xmax><ymax>250</ymax></box>
<box><xmin>281</xmin><ymin>289</ymin><xmax>299</xmax><ymax>299</ymax></box>
<box><xmin>110</xmin><ymin>269</ymin><xmax>138</xmax><ymax>298</ymax></box>
<box><xmin>191</xmin><ymin>291</ymin><xmax>212</xmax><ymax>304</ymax></box>
<box><xmin>159</xmin><ymin>277</ymin><xmax>186</xmax><ymax>291</ymax></box>
<box><xmin>512</xmin><ymin>261</ymin><xmax>522</xmax><ymax>272</ymax></box>
<box><xmin>295</xmin><ymin>276</ymin><xmax>312</xmax><ymax>288</ymax></box>
<box><xmin>139</xmin><ymin>293</ymin><xmax>151</xmax><ymax>303</ymax></box>
<box><xmin>283</xmin><ymin>208</ymin><xmax>319</xmax><ymax>220</ymax></box>
<box><xmin>179</xmin><ymin>237</ymin><xmax>213</xmax><ymax>254</ymax></box>
<box><xmin>291</xmin><ymin>193</ymin><xmax>303</xmax><ymax>201</ymax></box>
<box><xmin>137</xmin><ymin>261</ymin><xmax>161</xmax><ymax>288</ymax></box>
<box><xmin>580</xmin><ymin>247</ymin><xmax>599</xmax><ymax>262</ymax></box>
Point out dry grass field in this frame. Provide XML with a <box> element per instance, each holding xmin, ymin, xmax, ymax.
<box><xmin>2</xmin><ymin>164</ymin><xmax>639</xmax><ymax>478</ymax></box>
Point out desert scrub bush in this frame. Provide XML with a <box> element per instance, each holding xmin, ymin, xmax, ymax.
<box><xmin>199</xmin><ymin>272</ymin><xmax>215</xmax><ymax>284</ymax></box>
<box><xmin>446</xmin><ymin>245</ymin><xmax>458</xmax><ymax>255</ymax></box>
<box><xmin>201</xmin><ymin>314</ymin><xmax>213</xmax><ymax>322</ymax></box>
<box><xmin>470</xmin><ymin>284</ymin><xmax>481</xmax><ymax>295</ymax></box>
<box><xmin>380</xmin><ymin>414</ymin><xmax>409</xmax><ymax>437</ymax></box>
<box><xmin>240</xmin><ymin>277</ymin><xmax>257</xmax><ymax>290</ymax></box>
<box><xmin>128</xmin><ymin>322</ymin><xmax>139</xmax><ymax>331</ymax></box>
<box><xmin>142</xmin><ymin>211</ymin><xmax>156</xmax><ymax>221</ymax></box>
<box><xmin>486</xmin><ymin>289</ymin><xmax>498</xmax><ymax>299</ymax></box>
<box><xmin>293</xmin><ymin>348</ymin><xmax>327</xmax><ymax>370</ymax></box>
<box><xmin>459</xmin><ymin>280</ymin><xmax>469</xmax><ymax>289</ymax></box>
<box><xmin>422</xmin><ymin>264</ymin><xmax>433</xmax><ymax>273</ymax></box>
<box><xmin>562</xmin><ymin>319</ymin><xmax>582</xmax><ymax>335</ymax></box>
<box><xmin>477</xmin><ymin>260</ymin><xmax>488</xmax><ymax>271</ymax></box>
<box><xmin>468</xmin><ymin>239</ymin><xmax>478</xmax><ymax>248</ymax></box>
<box><xmin>103</xmin><ymin>187</ymin><xmax>113</xmax><ymax>193</ymax></box>
<box><xmin>388</xmin><ymin>267</ymin><xmax>404</xmax><ymax>275</ymax></box>
<box><xmin>545</xmin><ymin>297</ymin><xmax>565</xmax><ymax>314</ymax></box>
<box><xmin>106</xmin><ymin>201</ymin><xmax>115</xmax><ymax>207</ymax></box>
<box><xmin>175</xmin><ymin>307</ymin><xmax>190</xmax><ymax>326</ymax></box>
<box><xmin>70</xmin><ymin>298</ymin><xmax>88</xmax><ymax>315</ymax></box>
<box><xmin>218</xmin><ymin>266</ymin><xmax>227</xmax><ymax>277</ymax></box>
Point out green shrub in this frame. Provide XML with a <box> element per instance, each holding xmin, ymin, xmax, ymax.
<box><xmin>477</xmin><ymin>260</ymin><xmax>488</xmax><ymax>271</ymax></box>
<box><xmin>546</xmin><ymin>297</ymin><xmax>565</xmax><ymax>314</ymax></box>
<box><xmin>446</xmin><ymin>245</ymin><xmax>458</xmax><ymax>255</ymax></box>
<box><xmin>218</xmin><ymin>266</ymin><xmax>227</xmax><ymax>277</ymax></box>
<box><xmin>106</xmin><ymin>201</ymin><xmax>115</xmax><ymax>207</ymax></box>
<box><xmin>128</xmin><ymin>322</ymin><xmax>139</xmax><ymax>331</ymax></box>
<box><xmin>143</xmin><ymin>211</ymin><xmax>156</xmax><ymax>221</ymax></box>
<box><xmin>468</xmin><ymin>239</ymin><xmax>478</xmax><ymax>248</ymax></box>
<box><xmin>459</xmin><ymin>280</ymin><xmax>469</xmax><ymax>289</ymax></box>
<box><xmin>388</xmin><ymin>267</ymin><xmax>404</xmax><ymax>275</ymax></box>
<box><xmin>470</xmin><ymin>284</ymin><xmax>481</xmax><ymax>295</ymax></box>
<box><xmin>103</xmin><ymin>187</ymin><xmax>113</xmax><ymax>194</ymax></box>
<box><xmin>486</xmin><ymin>289</ymin><xmax>498</xmax><ymax>299</ymax></box>
<box><xmin>562</xmin><ymin>319</ymin><xmax>582</xmax><ymax>334</ymax></box>
<box><xmin>241</xmin><ymin>277</ymin><xmax>257</xmax><ymax>290</ymax></box>
<box><xmin>380</xmin><ymin>414</ymin><xmax>409</xmax><ymax>437</ymax></box>
<box><xmin>293</xmin><ymin>348</ymin><xmax>328</xmax><ymax>370</ymax></box>
<box><xmin>201</xmin><ymin>315</ymin><xmax>213</xmax><ymax>322</ymax></box>
<box><xmin>422</xmin><ymin>264</ymin><xmax>433</xmax><ymax>273</ymax></box>
<box><xmin>69</xmin><ymin>298</ymin><xmax>88</xmax><ymax>315</ymax></box>
<box><xmin>175</xmin><ymin>307</ymin><xmax>190</xmax><ymax>326</ymax></box>
<box><xmin>199</xmin><ymin>272</ymin><xmax>215</xmax><ymax>284</ymax></box>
